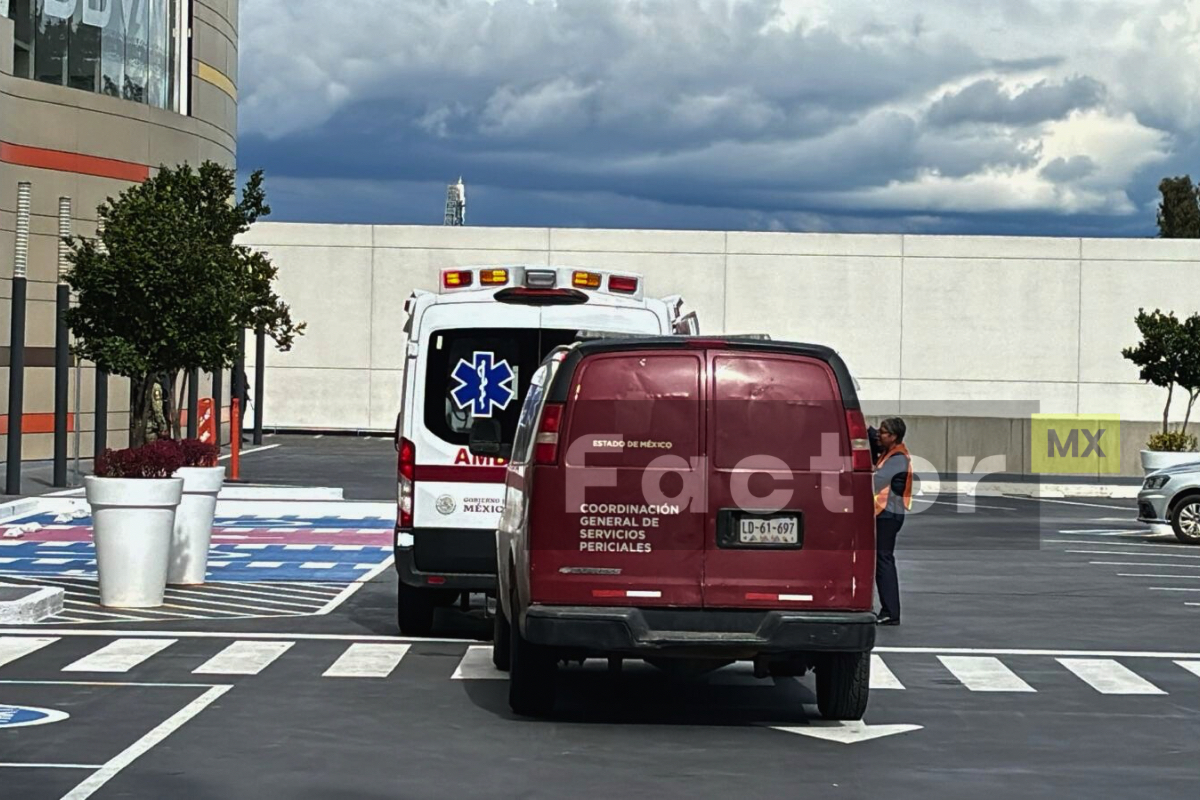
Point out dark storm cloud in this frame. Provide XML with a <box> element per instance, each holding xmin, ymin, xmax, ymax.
<box><xmin>239</xmin><ymin>0</ymin><xmax>1192</xmax><ymax>234</ymax></box>
<box><xmin>926</xmin><ymin>76</ymin><xmax>1106</xmax><ymax>127</ymax></box>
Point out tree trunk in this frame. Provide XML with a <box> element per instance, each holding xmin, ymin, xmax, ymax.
<box><xmin>128</xmin><ymin>373</ymin><xmax>156</xmax><ymax>448</ymax></box>
<box><xmin>1163</xmin><ymin>383</ymin><xmax>1174</xmax><ymax>435</ymax></box>
<box><xmin>1184</xmin><ymin>389</ymin><xmax>1198</xmax><ymax>435</ymax></box>
<box><xmin>168</xmin><ymin>370</ymin><xmax>184</xmax><ymax>440</ymax></box>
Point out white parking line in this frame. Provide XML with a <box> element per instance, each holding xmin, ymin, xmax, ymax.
<box><xmin>246</xmin><ymin>561</ymin><xmax>284</xmax><ymax>569</ymax></box>
<box><xmin>60</xmin><ymin>685</ymin><xmax>231</xmax><ymax>800</ymax></box>
<box><xmin>0</xmin><ymin>636</ymin><xmax>58</xmax><ymax>667</ymax></box>
<box><xmin>937</xmin><ymin>656</ymin><xmax>1036</xmax><ymax>692</ymax></box>
<box><xmin>283</xmin><ymin>545</ymin><xmax>317</xmax><ymax>551</ymax></box>
<box><xmin>1068</xmin><ymin>549</ymin><xmax>1200</xmax><ymax>559</ymax></box>
<box><xmin>193</xmin><ymin>641</ymin><xmax>294</xmax><ymax>675</ymax></box>
<box><xmin>1091</xmin><ymin>561</ymin><xmax>1200</xmax><ymax>569</ymax></box>
<box><xmin>1148</xmin><ymin>587</ymin><xmax>1200</xmax><ymax>592</ymax></box>
<box><xmin>0</xmin><ymin>763</ymin><xmax>103</xmax><ymax>769</ymax></box>
<box><xmin>870</xmin><ymin>654</ymin><xmax>905</xmax><ymax>690</ymax></box>
<box><xmin>1118</xmin><ymin>573</ymin><xmax>1200</xmax><ymax>579</ymax></box>
<box><xmin>1056</xmin><ymin>658</ymin><xmax>1166</xmax><ymax>695</ymax></box>
<box><xmin>452</xmin><ymin>646</ymin><xmax>505</xmax><ymax>680</ymax></box>
<box><xmin>322</xmin><ymin>643</ymin><xmax>410</xmax><ymax>678</ymax></box>
<box><xmin>1045</xmin><ymin>539</ymin><xmax>1200</xmax><ymax>550</ymax></box>
<box><xmin>1175</xmin><ymin>661</ymin><xmax>1200</xmax><ymax>679</ymax></box>
<box><xmin>62</xmin><ymin>639</ymin><xmax>176</xmax><ymax>673</ymax></box>
<box><xmin>217</xmin><ymin>443</ymin><xmax>279</xmax><ymax>461</ymax></box>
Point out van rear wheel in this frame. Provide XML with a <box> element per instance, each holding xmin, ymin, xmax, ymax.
<box><xmin>492</xmin><ymin>599</ymin><xmax>512</xmax><ymax>671</ymax></box>
<box><xmin>509</xmin><ymin>611</ymin><xmax>556</xmax><ymax>716</ymax></box>
<box><xmin>396</xmin><ymin>583</ymin><xmax>436</xmax><ymax>637</ymax></box>
<box><xmin>815</xmin><ymin>651</ymin><xmax>870</xmax><ymax>721</ymax></box>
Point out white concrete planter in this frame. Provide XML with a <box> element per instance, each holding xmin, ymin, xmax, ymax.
<box><xmin>1140</xmin><ymin>450</ymin><xmax>1200</xmax><ymax>474</ymax></box>
<box><xmin>85</xmin><ymin>476</ymin><xmax>183</xmax><ymax>608</ymax></box>
<box><xmin>169</xmin><ymin>466</ymin><xmax>226</xmax><ymax>585</ymax></box>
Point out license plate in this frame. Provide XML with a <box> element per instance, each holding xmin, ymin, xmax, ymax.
<box><xmin>738</xmin><ymin>516</ymin><xmax>799</xmax><ymax>544</ymax></box>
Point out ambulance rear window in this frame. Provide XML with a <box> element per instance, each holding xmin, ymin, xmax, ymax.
<box><xmin>424</xmin><ymin>328</ymin><xmax>577</xmax><ymax>445</ymax></box>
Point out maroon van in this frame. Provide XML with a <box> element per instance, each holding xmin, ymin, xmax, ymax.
<box><xmin>478</xmin><ymin>336</ymin><xmax>877</xmax><ymax>719</ymax></box>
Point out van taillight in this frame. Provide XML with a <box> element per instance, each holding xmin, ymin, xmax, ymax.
<box><xmin>398</xmin><ymin>437</ymin><xmax>415</xmax><ymax>527</ymax></box>
<box><xmin>534</xmin><ymin>404</ymin><xmax>564</xmax><ymax>465</ymax></box>
<box><xmin>845</xmin><ymin>409</ymin><xmax>872</xmax><ymax>471</ymax></box>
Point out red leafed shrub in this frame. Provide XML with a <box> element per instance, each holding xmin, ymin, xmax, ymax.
<box><xmin>179</xmin><ymin>438</ymin><xmax>220</xmax><ymax>467</ymax></box>
<box><xmin>94</xmin><ymin>439</ymin><xmax>185</xmax><ymax>479</ymax></box>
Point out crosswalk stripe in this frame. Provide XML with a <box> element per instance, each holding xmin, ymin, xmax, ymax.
<box><xmin>452</xmin><ymin>646</ymin><xmax>506</xmax><ymax>680</ymax></box>
<box><xmin>938</xmin><ymin>656</ymin><xmax>1036</xmax><ymax>692</ymax></box>
<box><xmin>322</xmin><ymin>643</ymin><xmax>410</xmax><ymax>678</ymax></box>
<box><xmin>300</xmin><ymin>562</ymin><xmax>338</xmax><ymax>569</ymax></box>
<box><xmin>1175</xmin><ymin>660</ymin><xmax>1200</xmax><ymax>679</ymax></box>
<box><xmin>193</xmin><ymin>641</ymin><xmax>294</xmax><ymax>675</ymax></box>
<box><xmin>870</xmin><ymin>654</ymin><xmax>905</xmax><ymax>690</ymax></box>
<box><xmin>62</xmin><ymin>638</ymin><xmax>176</xmax><ymax>673</ymax></box>
<box><xmin>1057</xmin><ymin>658</ymin><xmax>1166</xmax><ymax>695</ymax></box>
<box><xmin>0</xmin><ymin>636</ymin><xmax>59</xmax><ymax>667</ymax></box>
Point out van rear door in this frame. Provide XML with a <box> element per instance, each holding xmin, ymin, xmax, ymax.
<box><xmin>528</xmin><ymin>351</ymin><xmax>706</xmax><ymax>606</ymax></box>
<box><xmin>703</xmin><ymin>351</ymin><xmax>874</xmax><ymax>611</ymax></box>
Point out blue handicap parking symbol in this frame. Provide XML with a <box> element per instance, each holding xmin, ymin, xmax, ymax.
<box><xmin>0</xmin><ymin>704</ymin><xmax>69</xmax><ymax>728</ymax></box>
<box><xmin>450</xmin><ymin>351</ymin><xmax>515</xmax><ymax>417</ymax></box>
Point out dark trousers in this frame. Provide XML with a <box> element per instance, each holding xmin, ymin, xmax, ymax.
<box><xmin>875</xmin><ymin>515</ymin><xmax>905</xmax><ymax>620</ymax></box>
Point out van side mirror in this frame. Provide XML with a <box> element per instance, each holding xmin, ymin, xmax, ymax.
<box><xmin>469</xmin><ymin>419</ymin><xmax>510</xmax><ymax>460</ymax></box>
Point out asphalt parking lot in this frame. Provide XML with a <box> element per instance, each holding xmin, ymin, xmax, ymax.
<box><xmin>1</xmin><ymin>437</ymin><xmax>1197</xmax><ymax>799</ymax></box>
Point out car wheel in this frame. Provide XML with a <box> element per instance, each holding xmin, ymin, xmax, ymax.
<box><xmin>1171</xmin><ymin>496</ymin><xmax>1200</xmax><ymax>544</ymax></box>
<box><xmin>815</xmin><ymin>651</ymin><xmax>870</xmax><ymax>721</ymax></box>
<box><xmin>508</xmin><ymin>598</ymin><xmax>556</xmax><ymax>717</ymax></box>
<box><xmin>396</xmin><ymin>583</ymin><xmax>436</xmax><ymax>636</ymax></box>
<box><xmin>492</xmin><ymin>598</ymin><xmax>512</xmax><ymax>671</ymax></box>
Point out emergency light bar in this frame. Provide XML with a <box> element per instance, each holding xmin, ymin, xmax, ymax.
<box><xmin>437</xmin><ymin>266</ymin><xmax>647</xmax><ymax>300</ymax></box>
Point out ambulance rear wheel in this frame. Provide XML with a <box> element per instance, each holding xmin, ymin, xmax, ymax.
<box><xmin>492</xmin><ymin>600</ymin><xmax>511</xmax><ymax>671</ymax></box>
<box><xmin>815</xmin><ymin>651</ymin><xmax>870</xmax><ymax>721</ymax></box>
<box><xmin>396</xmin><ymin>583</ymin><xmax>436</xmax><ymax>637</ymax></box>
<box><xmin>509</xmin><ymin>608</ymin><xmax>556</xmax><ymax>716</ymax></box>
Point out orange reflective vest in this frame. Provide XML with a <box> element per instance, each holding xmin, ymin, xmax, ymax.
<box><xmin>874</xmin><ymin>443</ymin><xmax>914</xmax><ymax>517</ymax></box>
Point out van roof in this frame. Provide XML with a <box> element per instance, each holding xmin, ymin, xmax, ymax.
<box><xmin>547</xmin><ymin>335</ymin><xmax>861</xmax><ymax>410</ymax></box>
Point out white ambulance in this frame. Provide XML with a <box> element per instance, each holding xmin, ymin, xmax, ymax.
<box><xmin>393</xmin><ymin>266</ymin><xmax>698</xmax><ymax>635</ymax></box>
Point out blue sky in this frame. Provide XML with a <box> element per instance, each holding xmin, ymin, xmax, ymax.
<box><xmin>238</xmin><ymin>0</ymin><xmax>1200</xmax><ymax>236</ymax></box>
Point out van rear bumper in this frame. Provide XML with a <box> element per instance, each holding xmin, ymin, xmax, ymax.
<box><xmin>522</xmin><ymin>605</ymin><xmax>876</xmax><ymax>655</ymax></box>
<box><xmin>394</xmin><ymin>527</ymin><xmax>496</xmax><ymax>591</ymax></box>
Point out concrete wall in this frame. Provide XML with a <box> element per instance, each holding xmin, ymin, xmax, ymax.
<box><xmin>237</xmin><ymin>223</ymin><xmax>1200</xmax><ymax>475</ymax></box>
<box><xmin>1</xmin><ymin>1</ymin><xmax>238</xmax><ymax>464</ymax></box>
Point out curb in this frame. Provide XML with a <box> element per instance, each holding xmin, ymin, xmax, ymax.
<box><xmin>919</xmin><ymin>481</ymin><xmax>1140</xmax><ymax>499</ymax></box>
<box><xmin>0</xmin><ymin>585</ymin><xmax>65</xmax><ymax>624</ymax></box>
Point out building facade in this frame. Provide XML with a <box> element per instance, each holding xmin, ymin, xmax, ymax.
<box><xmin>1</xmin><ymin>0</ymin><xmax>237</xmax><ymax>466</ymax></box>
<box><xmin>238</xmin><ymin>223</ymin><xmax>1200</xmax><ymax>477</ymax></box>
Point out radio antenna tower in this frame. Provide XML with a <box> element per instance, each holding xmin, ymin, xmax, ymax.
<box><xmin>444</xmin><ymin>177</ymin><xmax>466</xmax><ymax>226</ymax></box>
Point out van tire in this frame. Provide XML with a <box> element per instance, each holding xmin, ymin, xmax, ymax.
<box><xmin>396</xmin><ymin>583</ymin><xmax>436</xmax><ymax>637</ymax></box>
<box><xmin>815</xmin><ymin>651</ymin><xmax>870</xmax><ymax>721</ymax></box>
<box><xmin>509</xmin><ymin>612</ymin><xmax>556</xmax><ymax>717</ymax></box>
<box><xmin>492</xmin><ymin>599</ymin><xmax>512</xmax><ymax>671</ymax></box>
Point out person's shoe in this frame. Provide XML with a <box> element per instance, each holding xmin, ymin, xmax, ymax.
<box><xmin>876</xmin><ymin>616</ymin><xmax>900</xmax><ymax>626</ymax></box>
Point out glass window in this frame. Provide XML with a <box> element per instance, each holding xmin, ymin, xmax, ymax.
<box><xmin>11</xmin><ymin>0</ymin><xmax>182</xmax><ymax>111</ymax></box>
<box><xmin>423</xmin><ymin>328</ymin><xmax>578</xmax><ymax>447</ymax></box>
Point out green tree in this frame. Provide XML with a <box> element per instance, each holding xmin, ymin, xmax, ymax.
<box><xmin>1122</xmin><ymin>308</ymin><xmax>1194</xmax><ymax>436</ymax></box>
<box><xmin>64</xmin><ymin>162</ymin><xmax>304</xmax><ymax>447</ymax></box>
<box><xmin>1156</xmin><ymin>175</ymin><xmax>1200</xmax><ymax>238</ymax></box>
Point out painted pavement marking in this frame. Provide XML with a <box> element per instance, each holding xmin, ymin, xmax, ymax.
<box><xmin>937</xmin><ymin>656</ymin><xmax>1037</xmax><ymax>692</ymax></box>
<box><xmin>870</xmin><ymin>654</ymin><xmax>905</xmax><ymax>690</ymax></box>
<box><xmin>1056</xmin><ymin>658</ymin><xmax>1167</xmax><ymax>695</ymax></box>
<box><xmin>60</xmin><ymin>685</ymin><xmax>231</xmax><ymax>800</ymax></box>
<box><xmin>0</xmin><ymin>636</ymin><xmax>59</xmax><ymax>667</ymax></box>
<box><xmin>62</xmin><ymin>639</ymin><xmax>176</xmax><ymax>673</ymax></box>
<box><xmin>1175</xmin><ymin>661</ymin><xmax>1200</xmax><ymax>679</ymax></box>
<box><xmin>323</xmin><ymin>643</ymin><xmax>411</xmax><ymax>678</ymax></box>
<box><xmin>452</xmin><ymin>646</ymin><xmax>506</xmax><ymax>680</ymax></box>
<box><xmin>193</xmin><ymin>641</ymin><xmax>294</xmax><ymax>675</ymax></box>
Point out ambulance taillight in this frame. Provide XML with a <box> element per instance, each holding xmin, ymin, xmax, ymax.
<box><xmin>398</xmin><ymin>437</ymin><xmax>416</xmax><ymax>527</ymax></box>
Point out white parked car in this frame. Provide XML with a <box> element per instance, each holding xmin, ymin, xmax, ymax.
<box><xmin>1138</xmin><ymin>461</ymin><xmax>1200</xmax><ymax>544</ymax></box>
